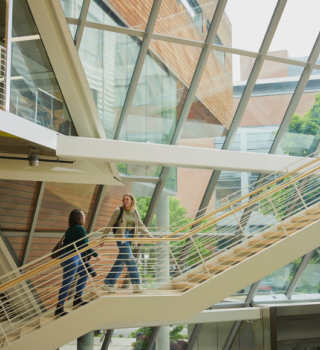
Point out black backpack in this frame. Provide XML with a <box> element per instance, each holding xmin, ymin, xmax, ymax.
<box><xmin>112</xmin><ymin>207</ymin><xmax>124</xmax><ymax>234</ymax></box>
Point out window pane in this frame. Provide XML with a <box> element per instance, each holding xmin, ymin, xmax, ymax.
<box><xmin>36</xmin><ymin>183</ymin><xmax>98</xmax><ymax>232</ymax></box>
<box><xmin>228</xmin><ymin>60</ymin><xmax>303</xmax><ymax>152</ymax></box>
<box><xmin>255</xmin><ymin>258</ymin><xmax>301</xmax><ymax>296</ymax></box>
<box><xmin>269</xmin><ymin>0</ymin><xmax>320</xmax><ymax>58</ymax></box>
<box><xmin>221</xmin><ymin>0</ymin><xmax>277</xmax><ymax>52</ymax></box>
<box><xmin>181</xmin><ymin>53</ymin><xmax>254</xmax><ymax>146</ymax></box>
<box><xmin>155</xmin><ymin>0</ymin><xmax>223</xmax><ymax>42</ymax></box>
<box><xmin>0</xmin><ymin>180</ymin><xmax>38</xmax><ymax>231</ymax></box>
<box><xmin>12</xmin><ymin>0</ymin><xmax>38</xmax><ymax>37</ymax></box>
<box><xmin>10</xmin><ymin>0</ymin><xmax>77</xmax><ymax>136</ymax></box>
<box><xmin>88</xmin><ymin>0</ymin><xmax>151</xmax><ymax>31</ymax></box>
<box><xmin>60</xmin><ymin>0</ymin><xmax>84</xmax><ymax>19</ymax></box>
<box><xmin>294</xmin><ymin>250</ymin><xmax>320</xmax><ymax>295</ymax></box>
<box><xmin>79</xmin><ymin>28</ymin><xmax>141</xmax><ymax>138</ymax></box>
<box><xmin>120</xmin><ymin>41</ymin><xmax>201</xmax><ymax>145</ymax></box>
<box><xmin>277</xmin><ymin>71</ymin><xmax>320</xmax><ymax>157</ymax></box>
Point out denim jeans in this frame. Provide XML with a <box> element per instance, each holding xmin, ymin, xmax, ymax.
<box><xmin>57</xmin><ymin>252</ymin><xmax>88</xmax><ymax>305</ymax></box>
<box><xmin>104</xmin><ymin>230</ymin><xmax>140</xmax><ymax>286</ymax></box>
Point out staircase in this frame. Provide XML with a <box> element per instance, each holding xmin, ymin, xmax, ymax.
<box><xmin>1</xmin><ymin>153</ymin><xmax>320</xmax><ymax>350</ymax></box>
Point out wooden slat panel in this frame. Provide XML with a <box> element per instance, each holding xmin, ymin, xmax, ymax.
<box><xmin>35</xmin><ymin>183</ymin><xmax>98</xmax><ymax>232</ymax></box>
<box><xmin>0</xmin><ymin>180</ymin><xmax>38</xmax><ymax>231</ymax></box>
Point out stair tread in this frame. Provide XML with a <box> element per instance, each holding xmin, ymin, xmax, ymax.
<box><xmin>263</xmin><ymin>231</ymin><xmax>286</xmax><ymax>238</ymax></box>
<box><xmin>219</xmin><ymin>256</ymin><xmax>248</xmax><ymax>262</ymax></box>
<box><xmin>292</xmin><ymin>214</ymin><xmax>319</xmax><ymax>222</ymax></box>
<box><xmin>234</xmin><ymin>247</ymin><xmax>264</xmax><ymax>253</ymax></box>
<box><xmin>207</xmin><ymin>265</ymin><xmax>231</xmax><ymax>271</ymax></box>
<box><xmin>188</xmin><ymin>273</ymin><xmax>210</xmax><ymax>280</ymax></box>
<box><xmin>249</xmin><ymin>238</ymin><xmax>282</xmax><ymax>245</ymax></box>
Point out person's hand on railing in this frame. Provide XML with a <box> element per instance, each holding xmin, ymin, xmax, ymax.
<box><xmin>100</xmin><ymin>241</ymin><xmax>105</xmax><ymax>247</ymax></box>
<box><xmin>96</xmin><ymin>256</ymin><xmax>103</xmax><ymax>262</ymax></box>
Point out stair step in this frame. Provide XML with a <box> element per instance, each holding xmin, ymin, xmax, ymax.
<box><xmin>207</xmin><ymin>265</ymin><xmax>231</xmax><ymax>274</ymax></box>
<box><xmin>2</xmin><ymin>331</ymin><xmax>20</xmax><ymax>347</ymax></box>
<box><xmin>306</xmin><ymin>207</ymin><xmax>320</xmax><ymax>215</ymax></box>
<box><xmin>234</xmin><ymin>247</ymin><xmax>264</xmax><ymax>255</ymax></box>
<box><xmin>279</xmin><ymin>222</ymin><xmax>310</xmax><ymax>230</ymax></box>
<box><xmin>219</xmin><ymin>256</ymin><xmax>248</xmax><ymax>264</ymax></box>
<box><xmin>292</xmin><ymin>214</ymin><xmax>319</xmax><ymax>222</ymax></box>
<box><xmin>188</xmin><ymin>273</ymin><xmax>210</xmax><ymax>283</ymax></box>
<box><xmin>172</xmin><ymin>283</ymin><xmax>195</xmax><ymax>291</ymax></box>
<box><xmin>40</xmin><ymin>315</ymin><xmax>58</xmax><ymax>328</ymax></box>
<box><xmin>263</xmin><ymin>231</ymin><xmax>286</xmax><ymax>238</ymax></box>
<box><xmin>249</xmin><ymin>239</ymin><xmax>282</xmax><ymax>246</ymax></box>
<box><xmin>20</xmin><ymin>325</ymin><xmax>39</xmax><ymax>337</ymax></box>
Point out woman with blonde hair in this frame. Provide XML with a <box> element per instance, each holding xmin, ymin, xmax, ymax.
<box><xmin>100</xmin><ymin>193</ymin><xmax>153</xmax><ymax>293</ymax></box>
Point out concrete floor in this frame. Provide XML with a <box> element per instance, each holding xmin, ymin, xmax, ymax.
<box><xmin>60</xmin><ymin>337</ymin><xmax>134</xmax><ymax>350</ymax></box>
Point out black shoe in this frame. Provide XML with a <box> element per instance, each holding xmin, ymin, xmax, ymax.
<box><xmin>73</xmin><ymin>295</ymin><xmax>89</xmax><ymax>307</ymax></box>
<box><xmin>55</xmin><ymin>304</ymin><xmax>69</xmax><ymax>317</ymax></box>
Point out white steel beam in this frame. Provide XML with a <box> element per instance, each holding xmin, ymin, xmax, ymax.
<box><xmin>114</xmin><ymin>0</ymin><xmax>163</xmax><ymax>139</ymax></box>
<box><xmin>74</xmin><ymin>0</ymin><xmax>91</xmax><ymax>51</ymax></box>
<box><xmin>27</xmin><ymin>0</ymin><xmax>105</xmax><ymax>139</ymax></box>
<box><xmin>56</xmin><ymin>135</ymin><xmax>308</xmax><ymax>174</ymax></box>
<box><xmin>4</xmin><ymin>0</ymin><xmax>13</xmax><ymax>112</ymax></box>
<box><xmin>99</xmin><ymin>308</ymin><xmax>261</xmax><ymax>330</ymax></box>
<box><xmin>0</xmin><ymin>158</ymin><xmax>122</xmax><ymax>185</ymax></box>
<box><xmin>21</xmin><ymin>182</ymin><xmax>46</xmax><ymax>265</ymax></box>
<box><xmin>0</xmin><ymin>109</ymin><xmax>57</xmax><ymax>150</ymax></box>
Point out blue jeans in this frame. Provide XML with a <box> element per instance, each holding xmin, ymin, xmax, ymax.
<box><xmin>104</xmin><ymin>230</ymin><xmax>140</xmax><ymax>286</ymax></box>
<box><xmin>58</xmin><ymin>252</ymin><xmax>88</xmax><ymax>305</ymax></box>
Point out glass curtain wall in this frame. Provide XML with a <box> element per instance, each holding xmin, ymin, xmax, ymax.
<box><xmin>9</xmin><ymin>0</ymin><xmax>76</xmax><ymax>136</ymax></box>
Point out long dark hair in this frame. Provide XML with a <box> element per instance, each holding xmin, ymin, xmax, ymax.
<box><xmin>69</xmin><ymin>209</ymin><xmax>84</xmax><ymax>227</ymax></box>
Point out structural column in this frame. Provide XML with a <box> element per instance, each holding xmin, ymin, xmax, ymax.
<box><xmin>155</xmin><ymin>193</ymin><xmax>170</xmax><ymax>350</ymax></box>
<box><xmin>77</xmin><ymin>331</ymin><xmax>94</xmax><ymax>350</ymax></box>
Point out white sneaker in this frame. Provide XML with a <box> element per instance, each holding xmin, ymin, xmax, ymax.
<box><xmin>102</xmin><ymin>284</ymin><xmax>116</xmax><ymax>293</ymax></box>
<box><xmin>133</xmin><ymin>284</ymin><xmax>145</xmax><ymax>293</ymax></box>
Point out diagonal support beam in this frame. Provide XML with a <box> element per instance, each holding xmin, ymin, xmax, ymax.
<box><xmin>286</xmin><ymin>250</ymin><xmax>314</xmax><ymax>299</ymax></box>
<box><xmin>101</xmin><ymin>329</ymin><xmax>114</xmax><ymax>350</ymax></box>
<box><xmin>195</xmin><ymin>0</ymin><xmax>287</xmax><ymax>218</ymax></box>
<box><xmin>74</xmin><ymin>0</ymin><xmax>91</xmax><ymax>51</ymax></box>
<box><xmin>145</xmin><ymin>327</ymin><xmax>161</xmax><ymax>350</ymax></box>
<box><xmin>269</xmin><ymin>30</ymin><xmax>320</xmax><ymax>155</ymax></box>
<box><xmin>186</xmin><ymin>324</ymin><xmax>203</xmax><ymax>350</ymax></box>
<box><xmin>222</xmin><ymin>280</ymin><xmax>261</xmax><ymax>350</ymax></box>
<box><xmin>170</xmin><ymin>0</ymin><xmax>228</xmax><ymax>145</ymax></box>
<box><xmin>4</xmin><ymin>0</ymin><xmax>13</xmax><ymax>112</ymax></box>
<box><xmin>114</xmin><ymin>0</ymin><xmax>163</xmax><ymax>139</ymax></box>
<box><xmin>87</xmin><ymin>185</ymin><xmax>110</xmax><ymax>233</ymax></box>
<box><xmin>21</xmin><ymin>181</ymin><xmax>46</xmax><ymax>265</ymax></box>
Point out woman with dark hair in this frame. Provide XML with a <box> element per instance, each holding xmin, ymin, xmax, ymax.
<box><xmin>55</xmin><ymin>209</ymin><xmax>102</xmax><ymax>317</ymax></box>
<box><xmin>100</xmin><ymin>193</ymin><xmax>153</xmax><ymax>293</ymax></box>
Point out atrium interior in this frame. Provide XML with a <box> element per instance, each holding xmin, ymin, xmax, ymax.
<box><xmin>1</xmin><ymin>0</ymin><xmax>320</xmax><ymax>349</ymax></box>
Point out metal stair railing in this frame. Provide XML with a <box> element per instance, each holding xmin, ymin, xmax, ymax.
<box><xmin>0</xmin><ymin>151</ymin><xmax>320</xmax><ymax>346</ymax></box>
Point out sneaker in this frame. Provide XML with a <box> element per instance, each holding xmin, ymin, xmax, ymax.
<box><xmin>102</xmin><ymin>284</ymin><xmax>116</xmax><ymax>293</ymax></box>
<box><xmin>73</xmin><ymin>295</ymin><xmax>90</xmax><ymax>307</ymax></box>
<box><xmin>54</xmin><ymin>304</ymin><xmax>69</xmax><ymax>317</ymax></box>
<box><xmin>133</xmin><ymin>284</ymin><xmax>145</xmax><ymax>293</ymax></box>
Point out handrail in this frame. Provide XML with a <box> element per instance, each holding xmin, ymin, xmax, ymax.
<box><xmin>0</xmin><ymin>158</ymin><xmax>319</xmax><ymax>294</ymax></box>
<box><xmin>164</xmin><ymin>156</ymin><xmax>320</xmax><ymax>237</ymax></box>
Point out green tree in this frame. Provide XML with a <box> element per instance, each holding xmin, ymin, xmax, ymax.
<box><xmin>282</xmin><ymin>92</ymin><xmax>320</xmax><ymax>157</ymax></box>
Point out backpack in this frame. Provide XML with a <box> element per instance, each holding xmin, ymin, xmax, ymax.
<box><xmin>51</xmin><ymin>234</ymin><xmax>65</xmax><ymax>259</ymax></box>
<box><xmin>112</xmin><ymin>207</ymin><xmax>124</xmax><ymax>234</ymax></box>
